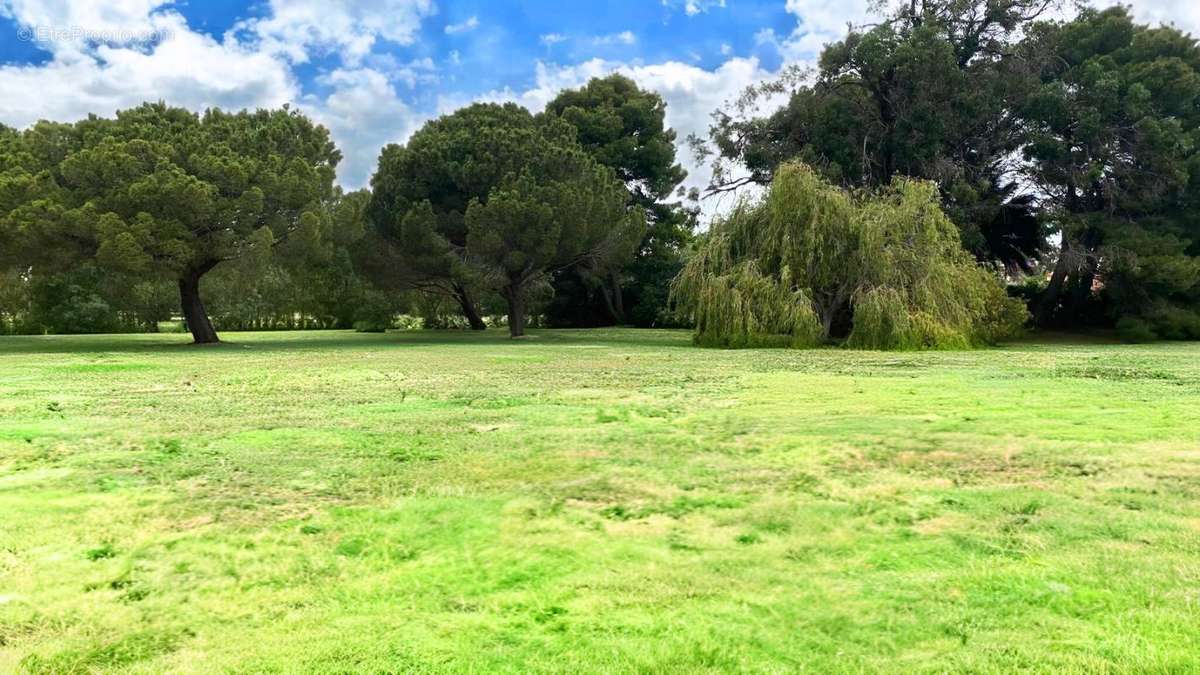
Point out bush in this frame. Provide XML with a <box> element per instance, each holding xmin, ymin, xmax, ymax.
<box><xmin>352</xmin><ymin>290</ymin><xmax>398</xmax><ymax>333</ymax></box>
<box><xmin>1146</xmin><ymin>305</ymin><xmax>1200</xmax><ymax>340</ymax></box>
<box><xmin>27</xmin><ymin>267</ymin><xmax>123</xmax><ymax>334</ymax></box>
<box><xmin>1116</xmin><ymin>316</ymin><xmax>1157</xmax><ymax>343</ymax></box>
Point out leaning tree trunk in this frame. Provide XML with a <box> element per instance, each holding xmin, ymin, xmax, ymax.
<box><xmin>452</xmin><ymin>283</ymin><xmax>487</xmax><ymax>331</ymax></box>
<box><xmin>502</xmin><ymin>284</ymin><xmax>527</xmax><ymax>338</ymax></box>
<box><xmin>179</xmin><ymin>265</ymin><xmax>219</xmax><ymax>344</ymax></box>
<box><xmin>1036</xmin><ymin>240</ymin><xmax>1073</xmax><ymax>327</ymax></box>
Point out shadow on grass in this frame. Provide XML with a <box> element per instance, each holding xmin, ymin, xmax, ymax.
<box><xmin>0</xmin><ymin>327</ymin><xmax>697</xmax><ymax>355</ymax></box>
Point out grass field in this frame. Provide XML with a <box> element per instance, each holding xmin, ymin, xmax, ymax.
<box><xmin>1</xmin><ymin>329</ymin><xmax>1198</xmax><ymax>673</ymax></box>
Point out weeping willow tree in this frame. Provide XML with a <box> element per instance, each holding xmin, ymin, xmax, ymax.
<box><xmin>672</xmin><ymin>163</ymin><xmax>1026</xmax><ymax>349</ymax></box>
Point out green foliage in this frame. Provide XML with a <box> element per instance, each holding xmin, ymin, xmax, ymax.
<box><xmin>0</xmin><ymin>103</ymin><xmax>344</xmax><ymax>342</ymax></box>
<box><xmin>1021</xmin><ymin>7</ymin><xmax>1200</xmax><ymax>332</ymax></box>
<box><xmin>681</xmin><ymin>260</ymin><xmax>822</xmax><ymax>349</ymax></box>
<box><xmin>352</xmin><ymin>290</ymin><xmax>400</xmax><ymax>333</ymax></box>
<box><xmin>700</xmin><ymin>0</ymin><xmax>1051</xmax><ymax>271</ymax></box>
<box><xmin>673</xmin><ymin>163</ymin><xmax>1026</xmax><ymax>350</ymax></box>
<box><xmin>543</xmin><ymin>75</ymin><xmax>696</xmax><ymax>327</ymax></box>
<box><xmin>1115</xmin><ymin>316</ymin><xmax>1157</xmax><ymax>343</ymax></box>
<box><xmin>26</xmin><ymin>265</ymin><xmax>123</xmax><ymax>335</ymax></box>
<box><xmin>371</xmin><ymin>103</ymin><xmax>638</xmax><ymax>337</ymax></box>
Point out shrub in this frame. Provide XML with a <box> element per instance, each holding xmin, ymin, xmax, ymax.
<box><xmin>1116</xmin><ymin>316</ymin><xmax>1157</xmax><ymax>343</ymax></box>
<box><xmin>352</xmin><ymin>291</ymin><xmax>397</xmax><ymax>333</ymax></box>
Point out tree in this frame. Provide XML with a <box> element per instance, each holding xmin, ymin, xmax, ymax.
<box><xmin>1020</xmin><ymin>7</ymin><xmax>1200</xmax><ymax>337</ymax></box>
<box><xmin>369</xmin><ymin>103</ymin><xmax>639</xmax><ymax>336</ymax></box>
<box><xmin>0</xmin><ymin>103</ymin><xmax>342</xmax><ymax>343</ymax></box>
<box><xmin>672</xmin><ymin>162</ymin><xmax>1026</xmax><ymax>349</ymax></box>
<box><xmin>369</xmin><ymin>104</ymin><xmax>540</xmax><ymax>330</ymax></box>
<box><xmin>544</xmin><ymin>75</ymin><xmax>696</xmax><ymax>327</ymax></box>
<box><xmin>466</xmin><ymin>167</ymin><xmax>638</xmax><ymax>337</ymax></box>
<box><xmin>696</xmin><ymin>0</ymin><xmax>1054</xmax><ymax>272</ymax></box>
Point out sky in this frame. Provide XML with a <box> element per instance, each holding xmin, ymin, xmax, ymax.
<box><xmin>1</xmin><ymin>0</ymin><xmax>1197</xmax><ymax>222</ymax></box>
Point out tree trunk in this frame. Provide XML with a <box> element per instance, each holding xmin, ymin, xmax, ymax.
<box><xmin>179</xmin><ymin>268</ymin><xmax>219</xmax><ymax>344</ymax></box>
<box><xmin>608</xmin><ymin>271</ymin><xmax>626</xmax><ymax>324</ymax></box>
<box><xmin>503</xmin><ymin>284</ymin><xmax>527</xmax><ymax>338</ymax></box>
<box><xmin>452</xmin><ymin>284</ymin><xmax>487</xmax><ymax>331</ymax></box>
<box><xmin>1036</xmin><ymin>240</ymin><xmax>1072</xmax><ymax>327</ymax></box>
<box><xmin>596</xmin><ymin>275</ymin><xmax>621</xmax><ymax>325</ymax></box>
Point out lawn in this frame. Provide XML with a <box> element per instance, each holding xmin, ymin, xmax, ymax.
<box><xmin>0</xmin><ymin>329</ymin><xmax>1198</xmax><ymax>673</ymax></box>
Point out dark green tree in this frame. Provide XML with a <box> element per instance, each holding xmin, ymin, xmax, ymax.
<box><xmin>466</xmin><ymin>167</ymin><xmax>638</xmax><ymax>337</ymax></box>
<box><xmin>0</xmin><ymin>103</ymin><xmax>342</xmax><ymax>343</ymax></box>
<box><xmin>544</xmin><ymin>75</ymin><xmax>696</xmax><ymax>326</ymax></box>
<box><xmin>1021</xmin><ymin>7</ymin><xmax>1200</xmax><ymax>337</ymax></box>
<box><xmin>697</xmin><ymin>0</ymin><xmax>1054</xmax><ymax>271</ymax></box>
<box><xmin>368</xmin><ymin>104</ymin><xmax>540</xmax><ymax>330</ymax></box>
<box><xmin>369</xmin><ymin>103</ymin><xmax>639</xmax><ymax>336</ymax></box>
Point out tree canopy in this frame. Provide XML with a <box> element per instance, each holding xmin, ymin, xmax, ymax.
<box><xmin>699</xmin><ymin>0</ymin><xmax>1054</xmax><ymax>272</ymax></box>
<box><xmin>543</xmin><ymin>74</ymin><xmax>696</xmax><ymax>327</ymax></box>
<box><xmin>672</xmin><ymin>162</ymin><xmax>1027</xmax><ymax>349</ymax></box>
<box><xmin>1021</xmin><ymin>6</ymin><xmax>1200</xmax><ymax>339</ymax></box>
<box><xmin>0</xmin><ymin>103</ymin><xmax>344</xmax><ymax>343</ymax></box>
<box><xmin>369</xmin><ymin>102</ymin><xmax>639</xmax><ymax>337</ymax></box>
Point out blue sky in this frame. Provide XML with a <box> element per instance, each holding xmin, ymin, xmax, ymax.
<box><xmin>0</xmin><ymin>0</ymin><xmax>1194</xmax><ymax>220</ymax></box>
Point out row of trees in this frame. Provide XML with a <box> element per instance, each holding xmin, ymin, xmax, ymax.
<box><xmin>696</xmin><ymin>2</ymin><xmax>1200</xmax><ymax>342</ymax></box>
<box><xmin>2</xmin><ymin>2</ymin><xmax>1197</xmax><ymax>346</ymax></box>
<box><xmin>0</xmin><ymin>76</ymin><xmax>697</xmax><ymax>342</ymax></box>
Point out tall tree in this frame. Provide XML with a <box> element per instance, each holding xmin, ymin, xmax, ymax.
<box><xmin>368</xmin><ymin>104</ymin><xmax>537</xmax><ymax>330</ymax></box>
<box><xmin>369</xmin><ymin>103</ymin><xmax>638</xmax><ymax>336</ymax></box>
<box><xmin>0</xmin><ymin>103</ymin><xmax>342</xmax><ymax>343</ymax></box>
<box><xmin>544</xmin><ymin>74</ymin><xmax>696</xmax><ymax>327</ymax></box>
<box><xmin>697</xmin><ymin>0</ymin><xmax>1054</xmax><ymax>271</ymax></box>
<box><xmin>1021</xmin><ymin>6</ymin><xmax>1200</xmax><ymax>336</ymax></box>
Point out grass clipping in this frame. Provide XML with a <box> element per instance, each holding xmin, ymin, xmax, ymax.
<box><xmin>673</xmin><ymin>162</ymin><xmax>1027</xmax><ymax>349</ymax></box>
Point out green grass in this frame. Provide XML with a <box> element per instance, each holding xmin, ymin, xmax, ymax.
<box><xmin>1</xmin><ymin>328</ymin><xmax>1198</xmax><ymax>673</ymax></box>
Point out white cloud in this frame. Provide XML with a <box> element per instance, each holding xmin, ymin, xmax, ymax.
<box><xmin>304</xmin><ymin>68</ymin><xmax>427</xmax><ymax>189</ymax></box>
<box><xmin>236</xmin><ymin>0</ymin><xmax>436</xmax><ymax>65</ymax></box>
<box><xmin>539</xmin><ymin>32</ymin><xmax>566</xmax><ymax>47</ymax></box>
<box><xmin>391</xmin><ymin>56</ymin><xmax>438</xmax><ymax>88</ymax></box>
<box><xmin>444</xmin><ymin>16</ymin><xmax>479</xmax><ymax>35</ymax></box>
<box><xmin>661</xmin><ymin>0</ymin><xmax>727</xmax><ymax>16</ymax></box>
<box><xmin>0</xmin><ymin>12</ymin><xmax>296</xmax><ymax>129</ymax></box>
<box><xmin>592</xmin><ymin>30</ymin><xmax>636</xmax><ymax>46</ymax></box>
<box><xmin>0</xmin><ymin>0</ymin><xmax>171</xmax><ymax>50</ymax></box>
<box><xmin>1095</xmin><ymin>0</ymin><xmax>1200</xmax><ymax>35</ymax></box>
<box><xmin>774</xmin><ymin>0</ymin><xmax>872</xmax><ymax>60</ymax></box>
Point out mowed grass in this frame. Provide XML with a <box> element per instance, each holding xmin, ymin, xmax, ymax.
<box><xmin>0</xmin><ymin>329</ymin><xmax>1198</xmax><ymax>673</ymax></box>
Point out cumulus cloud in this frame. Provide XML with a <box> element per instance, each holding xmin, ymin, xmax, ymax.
<box><xmin>304</xmin><ymin>68</ymin><xmax>427</xmax><ymax>188</ymax></box>
<box><xmin>235</xmin><ymin>0</ymin><xmax>435</xmax><ymax>65</ymax></box>
<box><xmin>661</xmin><ymin>0</ymin><xmax>727</xmax><ymax>16</ymax></box>
<box><xmin>0</xmin><ymin>12</ymin><xmax>296</xmax><ymax>129</ymax></box>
